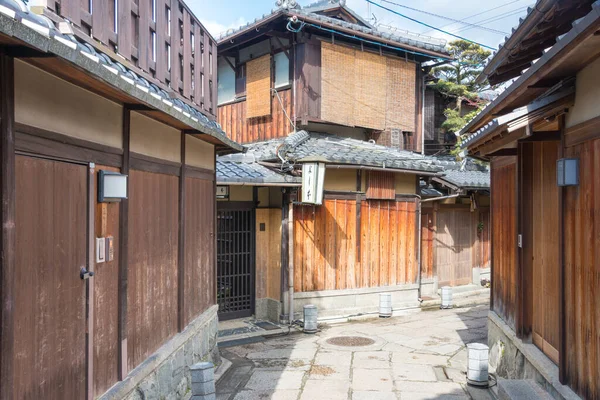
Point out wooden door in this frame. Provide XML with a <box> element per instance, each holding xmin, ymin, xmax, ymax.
<box><xmin>436</xmin><ymin>208</ymin><xmax>475</xmax><ymax>287</ymax></box>
<box><xmin>531</xmin><ymin>142</ymin><xmax>560</xmax><ymax>363</ymax></box>
<box><xmin>13</xmin><ymin>155</ymin><xmax>88</xmax><ymax>399</ymax></box>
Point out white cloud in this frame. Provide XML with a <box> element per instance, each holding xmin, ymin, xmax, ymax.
<box><xmin>200</xmin><ymin>17</ymin><xmax>247</xmax><ymax>38</ymax></box>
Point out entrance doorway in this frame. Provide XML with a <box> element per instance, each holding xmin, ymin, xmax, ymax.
<box><xmin>217</xmin><ymin>202</ymin><xmax>256</xmax><ymax>320</ymax></box>
<box><xmin>13</xmin><ymin>155</ymin><xmax>88</xmax><ymax>399</ymax></box>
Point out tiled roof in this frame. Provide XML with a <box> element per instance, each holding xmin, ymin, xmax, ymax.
<box><xmin>217</xmin><ymin>1</ymin><xmax>449</xmax><ymax>55</ymax></box>
<box><xmin>221</xmin><ymin>130</ymin><xmax>443</xmax><ymax>174</ymax></box>
<box><xmin>0</xmin><ymin>0</ymin><xmax>242</xmax><ymax>152</ymax></box>
<box><xmin>434</xmin><ymin>156</ymin><xmax>490</xmax><ymax>189</ymax></box>
<box><xmin>217</xmin><ymin>160</ymin><xmax>300</xmax><ymax>185</ymax></box>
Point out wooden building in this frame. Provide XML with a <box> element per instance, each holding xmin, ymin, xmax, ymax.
<box><xmin>215</xmin><ymin>0</ymin><xmax>450</xmax><ymax>153</ymax></box>
<box><xmin>0</xmin><ymin>1</ymin><xmax>242</xmax><ymax>399</ymax></box>
<box><xmin>459</xmin><ymin>1</ymin><xmax>600</xmax><ymax>398</ymax></box>
<box><xmin>421</xmin><ymin>157</ymin><xmax>491</xmax><ymax>290</ymax></box>
<box><xmin>217</xmin><ymin>131</ymin><xmax>444</xmax><ymax>321</ymax></box>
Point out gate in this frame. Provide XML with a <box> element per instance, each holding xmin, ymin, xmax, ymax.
<box><xmin>217</xmin><ymin>202</ymin><xmax>255</xmax><ymax>320</ymax></box>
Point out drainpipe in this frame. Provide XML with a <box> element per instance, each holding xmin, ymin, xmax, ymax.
<box><xmin>288</xmin><ymin>191</ymin><xmax>295</xmax><ymax>325</ymax></box>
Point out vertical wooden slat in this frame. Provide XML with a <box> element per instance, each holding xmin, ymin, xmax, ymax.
<box><xmin>211</xmin><ymin>41</ymin><xmax>218</xmax><ymax>112</ymax></box>
<box><xmin>169</xmin><ymin>0</ymin><xmax>180</xmax><ymax>93</ymax></box>
<box><xmin>346</xmin><ymin>200</ymin><xmax>356</xmax><ymax>289</ymax></box>
<box><xmin>155</xmin><ymin>0</ymin><xmax>167</xmax><ymax>83</ymax></box>
<box><xmin>0</xmin><ymin>49</ymin><xmax>15</xmax><ymax>400</ymax></box>
<box><xmin>118</xmin><ymin>0</ymin><xmax>132</xmax><ymax>59</ymax></box>
<box><xmin>203</xmin><ymin>32</ymin><xmax>211</xmax><ymax>112</ymax></box>
<box><xmin>118</xmin><ymin>107</ymin><xmax>130</xmax><ymax>380</ymax></box>
<box><xmin>86</xmin><ymin>163</ymin><xmax>96</xmax><ymax>400</ymax></box>
<box><xmin>325</xmin><ymin>200</ymin><xmax>336</xmax><ymax>290</ymax></box>
<box><xmin>138</xmin><ymin>0</ymin><xmax>150</xmax><ymax>71</ymax></box>
<box><xmin>194</xmin><ymin>25</ymin><xmax>203</xmax><ymax>104</ymax></box>
<box><xmin>182</xmin><ymin>10</ymin><xmax>192</xmax><ymax>99</ymax></box>
<box><xmin>177</xmin><ymin>133</ymin><xmax>186</xmax><ymax>331</ymax></box>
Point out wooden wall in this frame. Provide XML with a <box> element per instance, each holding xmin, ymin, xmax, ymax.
<box><xmin>564</xmin><ymin>137</ymin><xmax>600</xmax><ymax>399</ymax></box>
<box><xmin>256</xmin><ymin>209</ymin><xmax>282</xmax><ymax>300</ymax></box>
<box><xmin>127</xmin><ymin>170</ymin><xmax>179</xmax><ymax>371</ymax></box>
<box><xmin>217</xmin><ymin>89</ymin><xmax>293</xmax><ymax>143</ymax></box>
<box><xmin>295</xmin><ymin>41</ymin><xmax>321</xmax><ymax>123</ymax></box>
<box><xmin>293</xmin><ymin>198</ymin><xmax>417</xmax><ymax>292</ymax></box>
<box><xmin>421</xmin><ymin>209</ymin><xmax>434</xmax><ymax>280</ymax></box>
<box><xmin>93</xmin><ymin>166</ymin><xmax>121</xmax><ymax>398</ymax></box>
<box><xmin>491</xmin><ymin>159</ymin><xmax>518</xmax><ymax>330</ymax></box>
<box><xmin>184</xmin><ymin>176</ymin><xmax>216</xmax><ymax>326</ymax></box>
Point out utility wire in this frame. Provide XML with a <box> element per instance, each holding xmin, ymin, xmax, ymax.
<box><xmin>365</xmin><ymin>0</ymin><xmax>496</xmax><ymax>50</ymax></box>
<box><xmin>421</xmin><ymin>0</ymin><xmax>527</xmax><ymax>34</ymax></box>
<box><xmin>451</xmin><ymin>6</ymin><xmax>530</xmax><ymax>34</ymax></box>
<box><xmin>378</xmin><ymin>0</ymin><xmax>509</xmax><ymax>35</ymax></box>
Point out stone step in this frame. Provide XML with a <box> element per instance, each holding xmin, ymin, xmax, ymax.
<box><xmin>498</xmin><ymin>378</ymin><xmax>554</xmax><ymax>400</ymax></box>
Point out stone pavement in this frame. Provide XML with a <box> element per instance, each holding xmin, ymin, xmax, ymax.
<box><xmin>216</xmin><ymin>304</ymin><xmax>495</xmax><ymax>400</ymax></box>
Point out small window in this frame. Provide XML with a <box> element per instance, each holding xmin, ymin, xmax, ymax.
<box><xmin>274</xmin><ymin>51</ymin><xmax>290</xmax><ymax>88</ymax></box>
<box><xmin>217</xmin><ymin>57</ymin><xmax>235</xmax><ymax>105</ymax></box>
<box><xmin>236</xmin><ymin>64</ymin><xmax>246</xmax><ymax>96</ymax></box>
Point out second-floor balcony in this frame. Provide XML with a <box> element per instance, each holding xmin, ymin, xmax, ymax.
<box><xmin>34</xmin><ymin>0</ymin><xmax>218</xmax><ymax>119</ymax></box>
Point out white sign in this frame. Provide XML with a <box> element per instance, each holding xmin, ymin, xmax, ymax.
<box><xmin>216</xmin><ymin>186</ymin><xmax>230</xmax><ymax>199</ymax></box>
<box><xmin>302</xmin><ymin>162</ymin><xmax>325</xmax><ymax>205</ymax></box>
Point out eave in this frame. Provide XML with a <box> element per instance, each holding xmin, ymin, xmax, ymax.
<box><xmin>459</xmin><ymin>3</ymin><xmax>600</xmax><ymax>138</ymax></box>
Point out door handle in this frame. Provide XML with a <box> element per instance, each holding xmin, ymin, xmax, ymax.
<box><xmin>80</xmin><ymin>267</ymin><xmax>95</xmax><ymax>280</ymax></box>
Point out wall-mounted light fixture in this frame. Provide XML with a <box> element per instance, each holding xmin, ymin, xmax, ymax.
<box><xmin>557</xmin><ymin>158</ymin><xmax>579</xmax><ymax>187</ymax></box>
<box><xmin>98</xmin><ymin>170</ymin><xmax>128</xmax><ymax>202</ymax></box>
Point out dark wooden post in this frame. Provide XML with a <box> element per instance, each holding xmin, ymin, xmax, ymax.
<box><xmin>558</xmin><ymin>115</ymin><xmax>567</xmax><ymax>384</ymax></box>
<box><xmin>280</xmin><ymin>190</ymin><xmax>289</xmax><ymax>320</ymax></box>
<box><xmin>177</xmin><ymin>132</ymin><xmax>186</xmax><ymax>332</ymax></box>
<box><xmin>0</xmin><ymin>48</ymin><xmax>15</xmax><ymax>400</ymax></box>
<box><xmin>118</xmin><ymin>107</ymin><xmax>131</xmax><ymax>380</ymax></box>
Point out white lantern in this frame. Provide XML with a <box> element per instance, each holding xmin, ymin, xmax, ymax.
<box><xmin>467</xmin><ymin>343</ymin><xmax>489</xmax><ymax>386</ymax></box>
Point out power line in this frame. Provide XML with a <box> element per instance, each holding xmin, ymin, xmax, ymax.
<box><xmin>421</xmin><ymin>0</ymin><xmax>527</xmax><ymax>35</ymax></box>
<box><xmin>451</xmin><ymin>6</ymin><xmax>530</xmax><ymax>34</ymax></box>
<box><xmin>378</xmin><ymin>0</ymin><xmax>509</xmax><ymax>35</ymax></box>
<box><xmin>365</xmin><ymin>0</ymin><xmax>496</xmax><ymax>50</ymax></box>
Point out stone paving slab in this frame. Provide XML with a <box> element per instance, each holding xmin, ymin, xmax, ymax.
<box><xmin>216</xmin><ymin>303</ymin><xmax>491</xmax><ymax>400</ymax></box>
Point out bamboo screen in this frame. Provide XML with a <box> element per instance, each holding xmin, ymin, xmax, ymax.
<box><xmin>355</xmin><ymin>51</ymin><xmax>386</xmax><ymax>130</ymax></box>
<box><xmin>386</xmin><ymin>58</ymin><xmax>416</xmax><ymax>132</ymax></box>
<box><xmin>246</xmin><ymin>54</ymin><xmax>272</xmax><ymax>118</ymax></box>
<box><xmin>321</xmin><ymin>42</ymin><xmax>416</xmax><ymax>132</ymax></box>
<box><xmin>321</xmin><ymin>42</ymin><xmax>356</xmax><ymax>126</ymax></box>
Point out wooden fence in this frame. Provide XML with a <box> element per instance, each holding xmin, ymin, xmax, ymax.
<box><xmin>217</xmin><ymin>89</ymin><xmax>293</xmax><ymax>143</ymax></box>
<box><xmin>46</xmin><ymin>0</ymin><xmax>217</xmax><ymax>115</ymax></box>
<box><xmin>293</xmin><ymin>198</ymin><xmax>418</xmax><ymax>292</ymax></box>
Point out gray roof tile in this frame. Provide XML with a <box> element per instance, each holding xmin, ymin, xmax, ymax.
<box><xmin>217</xmin><ymin>160</ymin><xmax>300</xmax><ymax>185</ymax></box>
<box><xmin>433</xmin><ymin>156</ymin><xmax>490</xmax><ymax>189</ymax></box>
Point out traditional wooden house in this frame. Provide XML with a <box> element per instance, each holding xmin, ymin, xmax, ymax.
<box><xmin>459</xmin><ymin>0</ymin><xmax>600</xmax><ymax>398</ymax></box>
<box><xmin>0</xmin><ymin>1</ymin><xmax>243</xmax><ymax>399</ymax></box>
<box><xmin>420</xmin><ymin>157</ymin><xmax>491</xmax><ymax>290</ymax></box>
<box><xmin>217</xmin><ymin>131</ymin><xmax>443</xmax><ymax>322</ymax></box>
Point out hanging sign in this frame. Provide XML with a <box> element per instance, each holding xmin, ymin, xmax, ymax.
<box><xmin>301</xmin><ymin>162</ymin><xmax>325</xmax><ymax>205</ymax></box>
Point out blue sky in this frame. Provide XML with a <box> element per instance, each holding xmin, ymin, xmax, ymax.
<box><xmin>188</xmin><ymin>0</ymin><xmax>533</xmax><ymax>50</ymax></box>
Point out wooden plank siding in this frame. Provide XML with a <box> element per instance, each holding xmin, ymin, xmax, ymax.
<box><xmin>366</xmin><ymin>171</ymin><xmax>396</xmax><ymax>200</ymax></box>
<box><xmin>491</xmin><ymin>159</ymin><xmax>518</xmax><ymax>330</ymax></box>
<box><xmin>46</xmin><ymin>0</ymin><xmax>217</xmax><ymax>118</ymax></box>
<box><xmin>127</xmin><ymin>170</ymin><xmax>179</xmax><ymax>372</ymax></box>
<box><xmin>93</xmin><ymin>166</ymin><xmax>121</xmax><ymax>398</ymax></box>
<box><xmin>183</xmin><ymin>176</ymin><xmax>216</xmax><ymax>326</ymax></box>
<box><xmin>564</xmin><ymin>137</ymin><xmax>600</xmax><ymax>400</ymax></box>
<box><xmin>217</xmin><ymin>89</ymin><xmax>293</xmax><ymax>143</ymax></box>
<box><xmin>293</xmin><ymin>199</ymin><xmax>416</xmax><ymax>292</ymax></box>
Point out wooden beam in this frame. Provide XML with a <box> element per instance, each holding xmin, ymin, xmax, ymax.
<box><xmin>222</xmin><ymin>55</ymin><xmax>236</xmax><ymax>73</ymax></box>
<box><xmin>0</xmin><ymin>48</ymin><xmax>15</xmax><ymax>400</ymax></box>
<box><xmin>519</xmin><ymin>130</ymin><xmax>561</xmax><ymax>142</ymax></box>
<box><xmin>475</xmin><ymin>128</ymin><xmax>525</xmax><ymax>157</ymax></box>
<box><xmin>118</xmin><ymin>106</ymin><xmax>131</xmax><ymax>380</ymax></box>
<box><xmin>4</xmin><ymin>46</ymin><xmax>54</xmax><ymax>58</ymax></box>
<box><xmin>125</xmin><ymin>104</ymin><xmax>154</xmax><ymax>111</ymax></box>
<box><xmin>86</xmin><ymin>162</ymin><xmax>95</xmax><ymax>400</ymax></box>
<box><xmin>272</xmin><ymin>36</ymin><xmax>290</xmax><ymax>58</ymax></box>
<box><xmin>177</xmin><ymin>132</ymin><xmax>186</xmax><ymax>332</ymax></box>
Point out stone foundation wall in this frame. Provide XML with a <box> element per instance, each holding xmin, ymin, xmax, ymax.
<box><xmin>100</xmin><ymin>305</ymin><xmax>220</xmax><ymax>400</ymax></box>
<box><xmin>293</xmin><ymin>284</ymin><xmax>420</xmax><ymax>322</ymax></box>
<box><xmin>255</xmin><ymin>297</ymin><xmax>281</xmax><ymax>323</ymax></box>
<box><xmin>488</xmin><ymin>311</ymin><xmax>578</xmax><ymax>400</ymax></box>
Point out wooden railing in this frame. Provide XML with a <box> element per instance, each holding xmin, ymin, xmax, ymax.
<box><xmin>44</xmin><ymin>0</ymin><xmax>217</xmax><ymax>117</ymax></box>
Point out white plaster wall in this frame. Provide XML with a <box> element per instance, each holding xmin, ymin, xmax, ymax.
<box><xmin>186</xmin><ymin>136</ymin><xmax>215</xmax><ymax>170</ymax></box>
<box><xmin>130</xmin><ymin>112</ymin><xmax>180</xmax><ymax>162</ymax></box>
<box><xmin>566</xmin><ymin>56</ymin><xmax>600</xmax><ymax>128</ymax></box>
<box><xmin>15</xmin><ymin>60</ymin><xmax>122</xmax><ymax>149</ymax></box>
